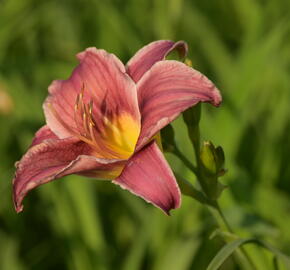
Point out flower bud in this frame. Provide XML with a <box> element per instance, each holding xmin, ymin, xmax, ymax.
<box><xmin>199</xmin><ymin>141</ymin><xmax>226</xmax><ymax>200</ymax></box>
<box><xmin>215</xmin><ymin>146</ymin><xmax>225</xmax><ymax>172</ymax></box>
<box><xmin>200</xmin><ymin>141</ymin><xmax>217</xmax><ymax>176</ymax></box>
<box><xmin>200</xmin><ymin>142</ymin><xmax>226</xmax><ymax>177</ymax></box>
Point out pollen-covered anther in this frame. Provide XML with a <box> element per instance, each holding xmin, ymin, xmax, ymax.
<box><xmin>89</xmin><ymin>100</ymin><xmax>93</xmax><ymax>114</ymax></box>
<box><xmin>74</xmin><ymin>94</ymin><xmax>80</xmax><ymax>111</ymax></box>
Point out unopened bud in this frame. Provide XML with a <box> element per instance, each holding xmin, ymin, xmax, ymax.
<box><xmin>200</xmin><ymin>141</ymin><xmax>217</xmax><ymax>176</ymax></box>
<box><xmin>199</xmin><ymin>141</ymin><xmax>227</xmax><ymax>200</ymax></box>
<box><xmin>215</xmin><ymin>146</ymin><xmax>225</xmax><ymax>172</ymax></box>
<box><xmin>200</xmin><ymin>142</ymin><xmax>226</xmax><ymax>177</ymax></box>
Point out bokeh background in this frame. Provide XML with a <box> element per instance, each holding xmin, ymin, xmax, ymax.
<box><xmin>1</xmin><ymin>0</ymin><xmax>290</xmax><ymax>269</ymax></box>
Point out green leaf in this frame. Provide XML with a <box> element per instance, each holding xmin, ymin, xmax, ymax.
<box><xmin>206</xmin><ymin>238</ymin><xmax>290</xmax><ymax>270</ymax></box>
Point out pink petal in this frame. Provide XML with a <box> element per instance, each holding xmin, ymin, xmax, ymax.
<box><xmin>44</xmin><ymin>48</ymin><xmax>140</xmax><ymax>140</ymax></box>
<box><xmin>113</xmin><ymin>141</ymin><xmax>181</xmax><ymax>215</ymax></box>
<box><xmin>126</xmin><ymin>40</ymin><xmax>188</xmax><ymax>82</ymax></box>
<box><xmin>13</xmin><ymin>137</ymin><xmax>123</xmax><ymax>213</ymax></box>
<box><xmin>136</xmin><ymin>60</ymin><xmax>222</xmax><ymax>149</ymax></box>
<box><xmin>31</xmin><ymin>125</ymin><xmax>58</xmax><ymax>146</ymax></box>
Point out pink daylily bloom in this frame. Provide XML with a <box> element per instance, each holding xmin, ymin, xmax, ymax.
<box><xmin>13</xmin><ymin>40</ymin><xmax>222</xmax><ymax>214</ymax></box>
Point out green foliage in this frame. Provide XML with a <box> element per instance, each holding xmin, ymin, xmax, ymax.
<box><xmin>206</xmin><ymin>238</ymin><xmax>290</xmax><ymax>270</ymax></box>
<box><xmin>0</xmin><ymin>0</ymin><xmax>290</xmax><ymax>269</ymax></box>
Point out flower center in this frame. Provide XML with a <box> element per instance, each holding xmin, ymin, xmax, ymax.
<box><xmin>72</xmin><ymin>86</ymin><xmax>140</xmax><ymax>160</ymax></box>
<box><xmin>101</xmin><ymin>114</ymin><xmax>140</xmax><ymax>158</ymax></box>
<box><xmin>48</xmin><ymin>85</ymin><xmax>140</xmax><ymax>160</ymax></box>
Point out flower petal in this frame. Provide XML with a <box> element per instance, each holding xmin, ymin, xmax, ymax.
<box><xmin>113</xmin><ymin>141</ymin><xmax>181</xmax><ymax>215</ymax></box>
<box><xmin>126</xmin><ymin>40</ymin><xmax>188</xmax><ymax>82</ymax></box>
<box><xmin>13</xmin><ymin>137</ymin><xmax>123</xmax><ymax>213</ymax></box>
<box><xmin>31</xmin><ymin>125</ymin><xmax>58</xmax><ymax>146</ymax></box>
<box><xmin>136</xmin><ymin>60</ymin><xmax>222</xmax><ymax>149</ymax></box>
<box><xmin>44</xmin><ymin>47</ymin><xmax>140</xmax><ymax>140</ymax></box>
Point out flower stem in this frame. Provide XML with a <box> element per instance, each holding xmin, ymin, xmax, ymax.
<box><xmin>172</xmin><ymin>143</ymin><xmax>212</xmax><ymax>200</ymax></box>
<box><xmin>214</xmin><ymin>201</ymin><xmax>233</xmax><ymax>233</ymax></box>
<box><xmin>172</xmin><ymin>145</ymin><xmax>198</xmax><ymax>176</ymax></box>
<box><xmin>183</xmin><ymin>108</ymin><xmax>257</xmax><ymax>270</ymax></box>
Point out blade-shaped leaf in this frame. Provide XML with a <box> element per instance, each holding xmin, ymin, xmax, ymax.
<box><xmin>206</xmin><ymin>238</ymin><xmax>290</xmax><ymax>270</ymax></box>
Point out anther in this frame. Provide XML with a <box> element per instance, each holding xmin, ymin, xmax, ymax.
<box><xmin>74</xmin><ymin>95</ymin><xmax>80</xmax><ymax>111</ymax></box>
<box><xmin>80</xmin><ymin>82</ymin><xmax>85</xmax><ymax>99</ymax></box>
<box><xmin>89</xmin><ymin>100</ymin><xmax>93</xmax><ymax>115</ymax></box>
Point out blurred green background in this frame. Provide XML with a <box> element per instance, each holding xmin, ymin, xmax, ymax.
<box><xmin>1</xmin><ymin>0</ymin><xmax>290</xmax><ymax>269</ymax></box>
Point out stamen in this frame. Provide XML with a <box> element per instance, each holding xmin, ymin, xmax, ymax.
<box><xmin>89</xmin><ymin>122</ymin><xmax>97</xmax><ymax>145</ymax></box>
<box><xmin>48</xmin><ymin>97</ymin><xmax>120</xmax><ymax>158</ymax></box>
<box><xmin>82</xmin><ymin>111</ymin><xmax>89</xmax><ymax>136</ymax></box>
<box><xmin>87</xmin><ymin>102</ymin><xmax>95</xmax><ymax>127</ymax></box>
<box><xmin>74</xmin><ymin>94</ymin><xmax>80</xmax><ymax>111</ymax></box>
<box><xmin>80</xmin><ymin>82</ymin><xmax>85</xmax><ymax>97</ymax></box>
<box><xmin>89</xmin><ymin>100</ymin><xmax>93</xmax><ymax>115</ymax></box>
<box><xmin>74</xmin><ymin>93</ymin><xmax>84</xmax><ymax>134</ymax></box>
<box><xmin>69</xmin><ymin>83</ymin><xmax>135</xmax><ymax>159</ymax></box>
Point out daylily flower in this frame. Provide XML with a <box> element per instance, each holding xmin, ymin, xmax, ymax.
<box><xmin>13</xmin><ymin>40</ymin><xmax>221</xmax><ymax>214</ymax></box>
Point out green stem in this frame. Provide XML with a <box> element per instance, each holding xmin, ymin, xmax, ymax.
<box><xmin>192</xmin><ymin>125</ymin><xmax>201</xmax><ymax>167</ymax></box>
<box><xmin>173</xmin><ymin>142</ymin><xmax>212</xmax><ymax>200</ymax></box>
<box><xmin>188</xmin><ymin>125</ymin><xmax>215</xmax><ymax>197</ymax></box>
<box><xmin>214</xmin><ymin>202</ymin><xmax>233</xmax><ymax>233</ymax></box>
<box><xmin>184</xmin><ymin>107</ymin><xmax>257</xmax><ymax>270</ymax></box>
<box><xmin>172</xmin><ymin>145</ymin><xmax>198</xmax><ymax>176</ymax></box>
